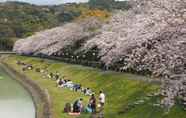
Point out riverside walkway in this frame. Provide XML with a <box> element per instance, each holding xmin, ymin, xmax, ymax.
<box><xmin>0</xmin><ymin>51</ymin><xmax>16</xmax><ymax>54</ymax></box>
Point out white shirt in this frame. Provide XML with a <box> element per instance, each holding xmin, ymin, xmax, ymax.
<box><xmin>99</xmin><ymin>93</ymin><xmax>105</xmax><ymax>103</ymax></box>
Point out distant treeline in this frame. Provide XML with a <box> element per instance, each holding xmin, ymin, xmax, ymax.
<box><xmin>0</xmin><ymin>0</ymin><xmax>131</xmax><ymax>51</ymax></box>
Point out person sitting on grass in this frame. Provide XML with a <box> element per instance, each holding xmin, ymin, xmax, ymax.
<box><xmin>57</xmin><ymin>78</ymin><xmax>64</xmax><ymax>88</ymax></box>
<box><xmin>26</xmin><ymin>64</ymin><xmax>33</xmax><ymax>70</ymax></box>
<box><xmin>64</xmin><ymin>80</ymin><xmax>74</xmax><ymax>89</ymax></box>
<box><xmin>64</xmin><ymin>103</ymin><xmax>72</xmax><ymax>113</ymax></box>
<box><xmin>54</xmin><ymin>71</ymin><xmax>60</xmax><ymax>80</ymax></box>
<box><xmin>83</xmin><ymin>88</ymin><xmax>93</xmax><ymax>96</ymax></box>
<box><xmin>83</xmin><ymin>88</ymin><xmax>87</xmax><ymax>95</ymax></box>
<box><xmin>73</xmin><ymin>98</ymin><xmax>83</xmax><ymax>113</ymax></box>
<box><xmin>48</xmin><ymin>72</ymin><xmax>53</xmax><ymax>79</ymax></box>
<box><xmin>85</xmin><ymin>103</ymin><xmax>92</xmax><ymax>113</ymax></box>
<box><xmin>73</xmin><ymin>84</ymin><xmax>81</xmax><ymax>92</ymax></box>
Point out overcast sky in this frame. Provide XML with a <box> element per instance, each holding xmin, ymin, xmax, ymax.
<box><xmin>0</xmin><ymin>0</ymin><xmax>125</xmax><ymax>5</ymax></box>
<box><xmin>0</xmin><ymin>0</ymin><xmax>88</xmax><ymax>5</ymax></box>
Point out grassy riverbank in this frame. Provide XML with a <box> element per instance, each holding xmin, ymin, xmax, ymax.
<box><xmin>3</xmin><ymin>55</ymin><xmax>186</xmax><ymax>118</ymax></box>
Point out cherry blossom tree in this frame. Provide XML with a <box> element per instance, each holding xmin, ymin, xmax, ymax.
<box><xmin>82</xmin><ymin>0</ymin><xmax>186</xmax><ymax>109</ymax></box>
<box><xmin>14</xmin><ymin>17</ymin><xmax>102</xmax><ymax>56</ymax></box>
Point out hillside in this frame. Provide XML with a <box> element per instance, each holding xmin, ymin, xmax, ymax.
<box><xmin>13</xmin><ymin>0</ymin><xmax>186</xmax><ymax>110</ymax></box>
<box><xmin>0</xmin><ymin>2</ymin><xmax>58</xmax><ymax>50</ymax></box>
<box><xmin>4</xmin><ymin>55</ymin><xmax>186</xmax><ymax>118</ymax></box>
<box><xmin>0</xmin><ymin>0</ymin><xmax>130</xmax><ymax>50</ymax></box>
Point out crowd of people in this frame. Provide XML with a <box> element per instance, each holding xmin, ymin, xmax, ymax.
<box><xmin>16</xmin><ymin>60</ymin><xmax>106</xmax><ymax>117</ymax></box>
<box><xmin>17</xmin><ymin>60</ymin><xmax>94</xmax><ymax>96</ymax></box>
<box><xmin>56</xmin><ymin>78</ymin><xmax>94</xmax><ymax>96</ymax></box>
<box><xmin>64</xmin><ymin>91</ymin><xmax>105</xmax><ymax>117</ymax></box>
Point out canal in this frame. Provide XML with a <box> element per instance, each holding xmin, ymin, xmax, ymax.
<box><xmin>0</xmin><ymin>66</ymin><xmax>35</xmax><ymax>118</ymax></box>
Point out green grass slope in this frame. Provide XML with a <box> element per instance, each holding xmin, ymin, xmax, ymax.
<box><xmin>3</xmin><ymin>55</ymin><xmax>186</xmax><ymax>118</ymax></box>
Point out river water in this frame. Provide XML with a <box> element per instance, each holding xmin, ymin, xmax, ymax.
<box><xmin>0</xmin><ymin>67</ymin><xmax>35</xmax><ymax>118</ymax></box>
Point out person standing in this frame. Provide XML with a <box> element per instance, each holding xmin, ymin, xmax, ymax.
<box><xmin>98</xmin><ymin>91</ymin><xmax>105</xmax><ymax>118</ymax></box>
<box><xmin>89</xmin><ymin>94</ymin><xmax>96</xmax><ymax>113</ymax></box>
<box><xmin>99</xmin><ymin>91</ymin><xmax>105</xmax><ymax>107</ymax></box>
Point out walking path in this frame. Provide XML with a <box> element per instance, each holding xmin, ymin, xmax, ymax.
<box><xmin>0</xmin><ymin>51</ymin><xmax>16</xmax><ymax>54</ymax></box>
